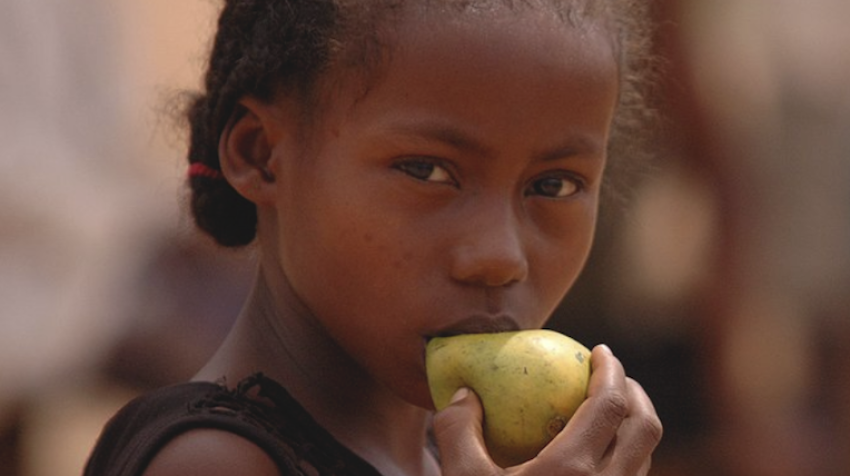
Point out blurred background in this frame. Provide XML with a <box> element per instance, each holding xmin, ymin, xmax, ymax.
<box><xmin>1</xmin><ymin>1</ymin><xmax>848</xmax><ymax>475</ymax></box>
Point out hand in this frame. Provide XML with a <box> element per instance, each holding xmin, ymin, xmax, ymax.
<box><xmin>431</xmin><ymin>345</ymin><xmax>662</xmax><ymax>476</ymax></box>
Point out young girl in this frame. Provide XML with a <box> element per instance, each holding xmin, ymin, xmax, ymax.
<box><xmin>85</xmin><ymin>0</ymin><xmax>662</xmax><ymax>475</ymax></box>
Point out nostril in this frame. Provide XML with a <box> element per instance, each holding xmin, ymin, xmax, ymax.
<box><xmin>450</xmin><ymin>200</ymin><xmax>529</xmax><ymax>287</ymax></box>
<box><xmin>450</xmin><ymin>243</ymin><xmax>529</xmax><ymax>287</ymax></box>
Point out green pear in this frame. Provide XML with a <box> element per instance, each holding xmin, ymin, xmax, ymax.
<box><xmin>426</xmin><ymin>329</ymin><xmax>591</xmax><ymax>467</ymax></box>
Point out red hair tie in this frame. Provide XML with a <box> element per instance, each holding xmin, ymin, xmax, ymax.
<box><xmin>188</xmin><ymin>162</ymin><xmax>224</xmax><ymax>180</ymax></box>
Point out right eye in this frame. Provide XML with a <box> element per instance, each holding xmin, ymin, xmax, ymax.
<box><xmin>394</xmin><ymin>159</ymin><xmax>456</xmax><ymax>185</ymax></box>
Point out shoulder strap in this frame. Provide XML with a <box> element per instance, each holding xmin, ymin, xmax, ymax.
<box><xmin>83</xmin><ymin>381</ymin><xmax>299</xmax><ymax>476</ymax></box>
<box><xmin>84</xmin><ymin>376</ymin><xmax>385</xmax><ymax>476</ymax></box>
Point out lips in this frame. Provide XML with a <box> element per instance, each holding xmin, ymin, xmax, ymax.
<box><xmin>430</xmin><ymin>314</ymin><xmax>521</xmax><ymax>339</ymax></box>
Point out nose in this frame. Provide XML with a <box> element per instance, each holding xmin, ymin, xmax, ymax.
<box><xmin>450</xmin><ymin>200</ymin><xmax>529</xmax><ymax>287</ymax></box>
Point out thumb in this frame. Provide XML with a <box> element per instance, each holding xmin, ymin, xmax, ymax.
<box><xmin>431</xmin><ymin>388</ymin><xmax>498</xmax><ymax>475</ymax></box>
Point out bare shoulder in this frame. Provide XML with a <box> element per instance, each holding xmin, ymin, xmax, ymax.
<box><xmin>142</xmin><ymin>428</ymin><xmax>280</xmax><ymax>476</ymax></box>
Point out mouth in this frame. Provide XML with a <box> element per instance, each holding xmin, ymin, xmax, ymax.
<box><xmin>428</xmin><ymin>314</ymin><xmax>521</xmax><ymax>340</ymax></box>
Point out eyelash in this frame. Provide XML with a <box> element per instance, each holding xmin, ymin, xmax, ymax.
<box><xmin>393</xmin><ymin>158</ymin><xmax>586</xmax><ymax>199</ymax></box>
<box><xmin>393</xmin><ymin>158</ymin><xmax>456</xmax><ymax>186</ymax></box>
<box><xmin>525</xmin><ymin>172</ymin><xmax>586</xmax><ymax>199</ymax></box>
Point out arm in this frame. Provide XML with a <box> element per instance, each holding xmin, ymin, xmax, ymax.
<box><xmin>142</xmin><ymin>429</ymin><xmax>281</xmax><ymax>476</ymax></box>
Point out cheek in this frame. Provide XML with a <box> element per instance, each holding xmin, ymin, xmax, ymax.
<box><xmin>290</xmin><ymin>204</ymin><xmax>419</xmax><ymax>315</ymax></box>
<box><xmin>530</xmin><ymin>203</ymin><xmax>599</xmax><ymax>295</ymax></box>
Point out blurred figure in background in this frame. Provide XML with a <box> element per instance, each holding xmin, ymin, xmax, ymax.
<box><xmin>556</xmin><ymin>0</ymin><xmax>850</xmax><ymax>475</ymax></box>
<box><xmin>0</xmin><ymin>1</ymin><xmax>157</xmax><ymax>473</ymax></box>
<box><xmin>664</xmin><ymin>1</ymin><xmax>850</xmax><ymax>475</ymax></box>
<box><xmin>0</xmin><ymin>1</ymin><xmax>229</xmax><ymax>474</ymax></box>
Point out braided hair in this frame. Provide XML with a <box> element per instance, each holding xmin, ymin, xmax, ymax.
<box><xmin>186</xmin><ymin>0</ymin><xmax>657</xmax><ymax>247</ymax></box>
<box><xmin>187</xmin><ymin>0</ymin><xmax>339</xmax><ymax>247</ymax></box>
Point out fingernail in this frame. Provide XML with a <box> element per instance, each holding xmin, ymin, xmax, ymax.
<box><xmin>599</xmin><ymin>344</ymin><xmax>613</xmax><ymax>355</ymax></box>
<box><xmin>450</xmin><ymin>388</ymin><xmax>469</xmax><ymax>404</ymax></box>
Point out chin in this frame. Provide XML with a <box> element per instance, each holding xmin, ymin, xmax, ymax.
<box><xmin>397</xmin><ymin>381</ymin><xmax>436</xmax><ymax>411</ymax></box>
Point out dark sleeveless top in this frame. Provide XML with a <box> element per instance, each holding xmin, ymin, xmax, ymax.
<box><xmin>83</xmin><ymin>373</ymin><xmax>383</xmax><ymax>476</ymax></box>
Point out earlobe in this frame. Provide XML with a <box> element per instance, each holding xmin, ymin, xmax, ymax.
<box><xmin>218</xmin><ymin>97</ymin><xmax>278</xmax><ymax>205</ymax></box>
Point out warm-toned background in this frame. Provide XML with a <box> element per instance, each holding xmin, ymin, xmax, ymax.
<box><xmin>2</xmin><ymin>1</ymin><xmax>848</xmax><ymax>475</ymax></box>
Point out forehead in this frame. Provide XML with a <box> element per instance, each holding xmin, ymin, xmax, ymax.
<box><xmin>299</xmin><ymin>3</ymin><xmax>619</xmax><ymax>165</ymax></box>
<box><xmin>324</xmin><ymin>0</ymin><xmax>616</xmax><ymax>87</ymax></box>
<box><xmin>395</xmin><ymin>3</ymin><xmax>615</xmax><ymax>74</ymax></box>
<box><xmin>331</xmin><ymin>2</ymin><xmax>619</xmax><ymax>114</ymax></box>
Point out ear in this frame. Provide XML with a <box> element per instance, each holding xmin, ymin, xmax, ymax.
<box><xmin>218</xmin><ymin>97</ymin><xmax>280</xmax><ymax>206</ymax></box>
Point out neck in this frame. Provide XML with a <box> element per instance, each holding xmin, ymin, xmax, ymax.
<box><xmin>196</xmin><ymin>264</ymin><xmax>439</xmax><ymax>476</ymax></box>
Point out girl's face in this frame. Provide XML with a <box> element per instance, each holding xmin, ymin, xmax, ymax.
<box><xmin>268</xmin><ymin>6</ymin><xmax>618</xmax><ymax>409</ymax></box>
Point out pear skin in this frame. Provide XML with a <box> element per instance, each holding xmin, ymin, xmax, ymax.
<box><xmin>426</xmin><ymin>329</ymin><xmax>591</xmax><ymax>468</ymax></box>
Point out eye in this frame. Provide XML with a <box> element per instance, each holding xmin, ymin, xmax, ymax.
<box><xmin>394</xmin><ymin>159</ymin><xmax>455</xmax><ymax>185</ymax></box>
<box><xmin>526</xmin><ymin>173</ymin><xmax>584</xmax><ymax>198</ymax></box>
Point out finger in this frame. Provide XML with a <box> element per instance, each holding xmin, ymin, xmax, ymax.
<box><xmin>637</xmin><ymin>455</ymin><xmax>653</xmax><ymax>476</ymax></box>
<box><xmin>431</xmin><ymin>388</ymin><xmax>499</xmax><ymax>475</ymax></box>
<box><xmin>542</xmin><ymin>344</ymin><xmax>629</xmax><ymax>468</ymax></box>
<box><xmin>609</xmin><ymin>378</ymin><xmax>663</xmax><ymax>476</ymax></box>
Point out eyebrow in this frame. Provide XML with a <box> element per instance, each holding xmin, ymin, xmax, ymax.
<box><xmin>384</xmin><ymin>119</ymin><xmax>494</xmax><ymax>157</ymax></box>
<box><xmin>381</xmin><ymin>118</ymin><xmax>603</xmax><ymax>162</ymax></box>
<box><xmin>536</xmin><ymin>138</ymin><xmax>602</xmax><ymax>163</ymax></box>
